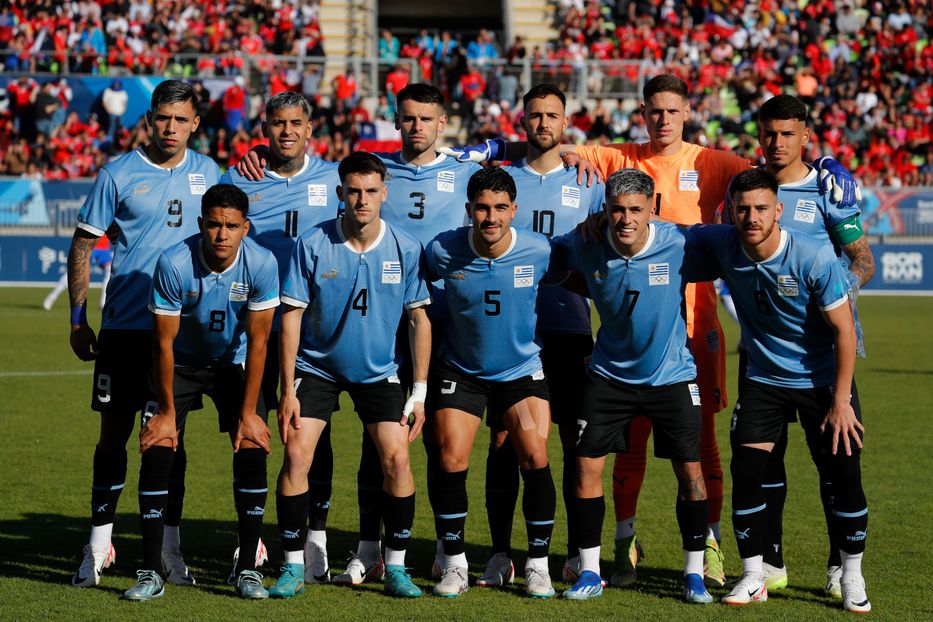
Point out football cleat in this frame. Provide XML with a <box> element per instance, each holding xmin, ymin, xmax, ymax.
<box><xmin>384</xmin><ymin>565</ymin><xmax>422</xmax><ymax>598</ymax></box>
<box><xmin>825</xmin><ymin>565</ymin><xmax>843</xmax><ymax>599</ymax></box>
<box><xmin>433</xmin><ymin>566</ymin><xmax>469</xmax><ymax>598</ymax></box>
<box><xmin>269</xmin><ymin>563</ymin><xmax>305</xmax><ymax>599</ymax></box>
<box><xmin>162</xmin><ymin>547</ymin><xmax>195</xmax><ymax>585</ymax></box>
<box><xmin>722</xmin><ymin>571</ymin><xmax>768</xmax><ymax>605</ymax></box>
<box><xmin>234</xmin><ymin>569</ymin><xmax>269</xmax><ymax>599</ymax></box>
<box><xmin>563</xmin><ymin>570</ymin><xmax>604</xmax><ymax>600</ymax></box>
<box><xmin>227</xmin><ymin>539</ymin><xmax>270</xmax><ymax>585</ymax></box>
<box><xmin>761</xmin><ymin>562</ymin><xmax>788</xmax><ymax>591</ymax></box>
<box><xmin>841</xmin><ymin>574</ymin><xmax>871</xmax><ymax>613</ymax></box>
<box><xmin>304</xmin><ymin>538</ymin><xmax>330</xmax><ymax>584</ymax></box>
<box><xmin>332</xmin><ymin>552</ymin><xmax>385</xmax><ymax>585</ymax></box>
<box><xmin>562</xmin><ymin>555</ymin><xmax>581</xmax><ymax>582</ymax></box>
<box><xmin>610</xmin><ymin>535</ymin><xmax>644</xmax><ymax>587</ymax></box>
<box><xmin>122</xmin><ymin>569</ymin><xmax>166</xmax><ymax>601</ymax></box>
<box><xmin>684</xmin><ymin>572</ymin><xmax>714</xmax><ymax>604</ymax></box>
<box><xmin>524</xmin><ymin>566</ymin><xmax>555</xmax><ymax>599</ymax></box>
<box><xmin>476</xmin><ymin>553</ymin><xmax>515</xmax><ymax>587</ymax></box>
<box><xmin>703</xmin><ymin>538</ymin><xmax>726</xmax><ymax>588</ymax></box>
<box><xmin>72</xmin><ymin>543</ymin><xmax>116</xmax><ymax>588</ymax></box>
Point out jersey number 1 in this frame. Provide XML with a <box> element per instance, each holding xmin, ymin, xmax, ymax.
<box><xmin>284</xmin><ymin>210</ymin><xmax>299</xmax><ymax>237</ymax></box>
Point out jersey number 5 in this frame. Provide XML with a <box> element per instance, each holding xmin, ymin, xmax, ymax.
<box><xmin>484</xmin><ymin>290</ymin><xmax>501</xmax><ymax>316</ymax></box>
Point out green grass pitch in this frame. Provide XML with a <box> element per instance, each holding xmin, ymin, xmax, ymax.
<box><xmin>0</xmin><ymin>288</ymin><xmax>931</xmax><ymax>621</ymax></box>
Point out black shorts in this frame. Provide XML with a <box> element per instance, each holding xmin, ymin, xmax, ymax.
<box><xmin>144</xmin><ymin>365</ymin><xmax>268</xmax><ymax>434</ymax></box>
<box><xmin>91</xmin><ymin>329</ymin><xmax>152</xmax><ymax>414</ymax></box>
<box><xmin>576</xmin><ymin>372</ymin><xmax>702</xmax><ymax>461</ymax></box>
<box><xmin>261</xmin><ymin>330</ymin><xmax>281</xmax><ymax>412</ymax></box>
<box><xmin>730</xmin><ymin>378</ymin><xmax>863</xmax><ymax>455</ymax></box>
<box><xmin>540</xmin><ymin>331</ymin><xmax>593</xmax><ymax>426</ymax></box>
<box><xmin>294</xmin><ymin>371</ymin><xmax>405</xmax><ymax>425</ymax></box>
<box><xmin>427</xmin><ymin>364</ymin><xmax>550</xmax><ymax>430</ymax></box>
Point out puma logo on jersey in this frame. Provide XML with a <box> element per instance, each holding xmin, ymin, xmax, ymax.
<box><xmin>321</xmin><ymin>269</ymin><xmax>339</xmax><ymax>279</ymax></box>
<box><xmin>843</xmin><ymin>223</ymin><xmax>860</xmax><ymax>231</ymax></box>
<box><xmin>449</xmin><ymin>271</ymin><xmax>466</xmax><ymax>280</ymax></box>
<box><xmin>134</xmin><ymin>184</ymin><xmax>150</xmax><ymax>194</ymax></box>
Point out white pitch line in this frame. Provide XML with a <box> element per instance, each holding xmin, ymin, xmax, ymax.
<box><xmin>0</xmin><ymin>370</ymin><xmax>93</xmax><ymax>378</ymax></box>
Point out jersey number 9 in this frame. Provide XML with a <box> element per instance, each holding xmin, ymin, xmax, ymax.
<box><xmin>166</xmin><ymin>199</ymin><xmax>183</xmax><ymax>228</ymax></box>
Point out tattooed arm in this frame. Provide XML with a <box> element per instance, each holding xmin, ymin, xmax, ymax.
<box><xmin>842</xmin><ymin>236</ymin><xmax>875</xmax><ymax>287</ymax></box>
<box><xmin>68</xmin><ymin>228</ymin><xmax>101</xmax><ymax>360</ymax></box>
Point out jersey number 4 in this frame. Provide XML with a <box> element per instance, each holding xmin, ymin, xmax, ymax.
<box><xmin>353</xmin><ymin>289</ymin><xmax>368</xmax><ymax>316</ymax></box>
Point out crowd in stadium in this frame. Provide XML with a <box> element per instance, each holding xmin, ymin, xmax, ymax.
<box><xmin>0</xmin><ymin>0</ymin><xmax>930</xmax><ymax>187</ymax></box>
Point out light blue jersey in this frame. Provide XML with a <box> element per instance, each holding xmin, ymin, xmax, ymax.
<box><xmin>508</xmin><ymin>160</ymin><xmax>604</xmax><ymax>334</ymax></box>
<box><xmin>551</xmin><ymin>222</ymin><xmax>718</xmax><ymax>386</ymax></box>
<box><xmin>281</xmin><ymin>218</ymin><xmax>430</xmax><ymax>384</ymax></box>
<box><xmin>219</xmin><ymin>155</ymin><xmax>342</xmax><ymax>327</ymax></box>
<box><xmin>149</xmin><ymin>235</ymin><xmax>279</xmax><ymax>367</ymax></box>
<box><xmin>376</xmin><ymin>152</ymin><xmax>481</xmax><ymax>320</ymax></box>
<box><xmin>425</xmin><ymin>227</ymin><xmax>550</xmax><ymax>382</ymax></box>
<box><xmin>692</xmin><ymin>225</ymin><xmax>850</xmax><ymax>388</ymax></box>
<box><xmin>76</xmin><ymin>148</ymin><xmax>221</xmax><ymax>330</ymax></box>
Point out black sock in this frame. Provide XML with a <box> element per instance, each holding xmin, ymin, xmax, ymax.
<box><xmin>521</xmin><ymin>465</ymin><xmax>556</xmax><ymax>559</ymax></box>
<box><xmin>233</xmin><ymin>448</ymin><xmax>267</xmax><ymax>573</ymax></box>
<box><xmin>576</xmin><ymin>495</ymin><xmax>605</xmax><ymax>550</ymax></box>
<box><xmin>829</xmin><ymin>453</ymin><xmax>868</xmax><ymax>557</ymax></box>
<box><xmin>91</xmin><ymin>446</ymin><xmax>127</xmax><ymax>526</ymax></box>
<box><xmin>762</xmin><ymin>435</ymin><xmax>788</xmax><ymax>567</ymax></box>
<box><xmin>435</xmin><ymin>469</ymin><xmax>468</xmax><ymax>556</ymax></box>
<box><xmin>139</xmin><ymin>446</ymin><xmax>173</xmax><ymax>572</ymax></box>
<box><xmin>485</xmin><ymin>441</ymin><xmax>519</xmax><ymax>556</ymax></box>
<box><xmin>165</xmin><ymin>440</ymin><xmax>186</xmax><ymax>528</ymax></box>
<box><xmin>730</xmin><ymin>445</ymin><xmax>771</xmax><ymax>560</ymax></box>
<box><xmin>676</xmin><ymin>498</ymin><xmax>708</xmax><ymax>551</ymax></box>
<box><xmin>358</xmin><ymin>430</ymin><xmax>385</xmax><ymax>541</ymax></box>
<box><xmin>277</xmin><ymin>491</ymin><xmax>309</xmax><ymax>555</ymax></box>
<box><xmin>383</xmin><ymin>492</ymin><xmax>415</xmax><ymax>556</ymax></box>
<box><xmin>308</xmin><ymin>424</ymin><xmax>333</xmax><ymax>532</ymax></box>
<box><xmin>562</xmin><ymin>444</ymin><xmax>580</xmax><ymax>558</ymax></box>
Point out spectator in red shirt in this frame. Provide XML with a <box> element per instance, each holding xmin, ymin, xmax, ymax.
<box><xmin>222</xmin><ymin>76</ymin><xmax>248</xmax><ymax>133</ymax></box>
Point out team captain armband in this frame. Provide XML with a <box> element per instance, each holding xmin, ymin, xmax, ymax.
<box><xmin>832</xmin><ymin>215</ymin><xmax>864</xmax><ymax>246</ymax></box>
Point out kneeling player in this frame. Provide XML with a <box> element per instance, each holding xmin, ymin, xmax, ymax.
<box><xmin>123</xmin><ymin>184</ymin><xmax>279</xmax><ymax>601</ymax></box>
<box><xmin>425</xmin><ymin>167</ymin><xmax>556</xmax><ymax>599</ymax></box>
<box><xmin>552</xmin><ymin>169</ymin><xmax>717</xmax><ymax>604</ymax></box>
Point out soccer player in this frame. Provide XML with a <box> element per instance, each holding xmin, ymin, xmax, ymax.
<box><xmin>693</xmin><ymin>169</ymin><xmax>870</xmax><ymax>613</ymax></box>
<box><xmin>122</xmin><ymin>184</ymin><xmax>279</xmax><ymax>601</ymax></box>
<box><xmin>442</xmin><ymin>73</ymin><xmax>860</xmax><ymax>588</ymax></box>
<box><xmin>67</xmin><ymin>79</ymin><xmax>220</xmax><ymax>588</ymax></box>
<box><xmin>722</xmin><ymin>94</ymin><xmax>875</xmax><ymax>595</ymax></box>
<box><xmin>425</xmin><ymin>167</ymin><xmax>556</xmax><ymax>599</ymax></box>
<box><xmin>220</xmin><ymin>90</ymin><xmax>342</xmax><ymax>584</ymax></box>
<box><xmin>552</xmin><ymin>168</ymin><xmax>716</xmax><ymax>604</ymax></box>
<box><xmin>269</xmin><ymin>152</ymin><xmax>430</xmax><ymax>600</ymax></box>
<box><xmin>476</xmin><ymin>83</ymin><xmax>604</xmax><ymax>588</ymax></box>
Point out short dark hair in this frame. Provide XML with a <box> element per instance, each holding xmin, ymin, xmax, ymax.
<box><xmin>729</xmin><ymin>168</ymin><xmax>779</xmax><ymax>199</ymax></box>
<box><xmin>151</xmin><ymin>79</ymin><xmax>198</xmax><ymax>112</ymax></box>
<box><xmin>643</xmin><ymin>74</ymin><xmax>688</xmax><ymax>101</ymax></box>
<box><xmin>201</xmin><ymin>183</ymin><xmax>249</xmax><ymax>217</ymax></box>
<box><xmin>396</xmin><ymin>83</ymin><xmax>445</xmax><ymax>109</ymax></box>
<box><xmin>467</xmin><ymin>167</ymin><xmax>516</xmax><ymax>202</ymax></box>
<box><xmin>522</xmin><ymin>83</ymin><xmax>566</xmax><ymax>109</ymax></box>
<box><xmin>266</xmin><ymin>91</ymin><xmax>312</xmax><ymax>119</ymax></box>
<box><xmin>338</xmin><ymin>151</ymin><xmax>387</xmax><ymax>182</ymax></box>
<box><xmin>758</xmin><ymin>94</ymin><xmax>808</xmax><ymax>123</ymax></box>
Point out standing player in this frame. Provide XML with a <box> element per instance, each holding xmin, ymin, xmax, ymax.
<box><xmin>67</xmin><ymin>80</ymin><xmax>220</xmax><ymax>588</ymax></box>
<box><xmin>552</xmin><ymin>169</ymin><xmax>716</xmax><ymax>604</ymax></box>
<box><xmin>425</xmin><ymin>167</ymin><xmax>556</xmax><ymax>599</ymax></box>
<box><xmin>221</xmin><ymin>90</ymin><xmax>342</xmax><ymax>584</ymax></box>
<box><xmin>693</xmin><ymin>169</ymin><xmax>870</xmax><ymax>613</ymax></box>
<box><xmin>476</xmin><ymin>83</ymin><xmax>604</xmax><ymax>588</ymax></box>
<box><xmin>123</xmin><ymin>184</ymin><xmax>279</xmax><ymax>601</ymax></box>
<box><xmin>722</xmin><ymin>94</ymin><xmax>875</xmax><ymax>595</ymax></box>
<box><xmin>442</xmin><ymin>73</ymin><xmax>860</xmax><ymax>588</ymax></box>
<box><xmin>269</xmin><ymin>152</ymin><xmax>430</xmax><ymax>600</ymax></box>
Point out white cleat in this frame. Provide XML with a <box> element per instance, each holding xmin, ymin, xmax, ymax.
<box><xmin>841</xmin><ymin>574</ymin><xmax>871</xmax><ymax>613</ymax></box>
<box><xmin>162</xmin><ymin>547</ymin><xmax>196</xmax><ymax>585</ymax></box>
<box><xmin>524</xmin><ymin>566</ymin><xmax>555</xmax><ymax>599</ymax></box>
<box><xmin>722</xmin><ymin>571</ymin><xmax>768</xmax><ymax>605</ymax></box>
<box><xmin>332</xmin><ymin>552</ymin><xmax>385</xmax><ymax>585</ymax></box>
<box><xmin>227</xmin><ymin>539</ymin><xmax>270</xmax><ymax>585</ymax></box>
<box><xmin>71</xmin><ymin>543</ymin><xmax>116</xmax><ymax>587</ymax></box>
<box><xmin>304</xmin><ymin>538</ymin><xmax>330</xmax><ymax>584</ymax></box>
<box><xmin>476</xmin><ymin>553</ymin><xmax>514</xmax><ymax>587</ymax></box>
<box><xmin>762</xmin><ymin>562</ymin><xmax>788</xmax><ymax>591</ymax></box>
<box><xmin>825</xmin><ymin>565</ymin><xmax>843</xmax><ymax>599</ymax></box>
<box><xmin>433</xmin><ymin>566</ymin><xmax>469</xmax><ymax>597</ymax></box>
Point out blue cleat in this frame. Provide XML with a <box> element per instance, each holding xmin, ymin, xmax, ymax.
<box><xmin>235</xmin><ymin>569</ymin><xmax>269</xmax><ymax>599</ymax></box>
<box><xmin>384</xmin><ymin>565</ymin><xmax>422</xmax><ymax>598</ymax></box>
<box><xmin>269</xmin><ymin>563</ymin><xmax>305</xmax><ymax>599</ymax></box>
<box><xmin>684</xmin><ymin>572</ymin><xmax>714</xmax><ymax>604</ymax></box>
<box><xmin>123</xmin><ymin>569</ymin><xmax>166</xmax><ymax>601</ymax></box>
<box><xmin>562</xmin><ymin>570</ymin><xmax>604</xmax><ymax>600</ymax></box>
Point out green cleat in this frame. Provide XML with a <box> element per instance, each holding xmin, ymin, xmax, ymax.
<box><xmin>762</xmin><ymin>562</ymin><xmax>788</xmax><ymax>591</ymax></box>
<box><xmin>610</xmin><ymin>535</ymin><xmax>644</xmax><ymax>587</ymax></box>
<box><xmin>703</xmin><ymin>538</ymin><xmax>726</xmax><ymax>588</ymax></box>
<box><xmin>123</xmin><ymin>569</ymin><xmax>166</xmax><ymax>602</ymax></box>
<box><xmin>384</xmin><ymin>565</ymin><xmax>422</xmax><ymax>598</ymax></box>
<box><xmin>269</xmin><ymin>563</ymin><xmax>305</xmax><ymax>599</ymax></box>
<box><xmin>235</xmin><ymin>569</ymin><xmax>269</xmax><ymax>599</ymax></box>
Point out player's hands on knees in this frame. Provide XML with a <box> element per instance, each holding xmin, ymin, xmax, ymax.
<box><xmin>277</xmin><ymin>393</ymin><xmax>302</xmax><ymax>444</ymax></box>
<box><xmin>820</xmin><ymin>398</ymin><xmax>864</xmax><ymax>456</ymax></box>
<box><xmin>561</xmin><ymin>151</ymin><xmax>601</xmax><ymax>187</ymax></box>
<box><xmin>576</xmin><ymin>210</ymin><xmax>607</xmax><ymax>242</ymax></box>
<box><xmin>140</xmin><ymin>411</ymin><xmax>178</xmax><ymax>452</ymax></box>
<box><xmin>236</xmin><ymin>145</ymin><xmax>270</xmax><ymax>181</ymax></box>
<box><xmin>70</xmin><ymin>324</ymin><xmax>99</xmax><ymax>361</ymax></box>
<box><xmin>235</xmin><ymin>412</ymin><xmax>271</xmax><ymax>454</ymax></box>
